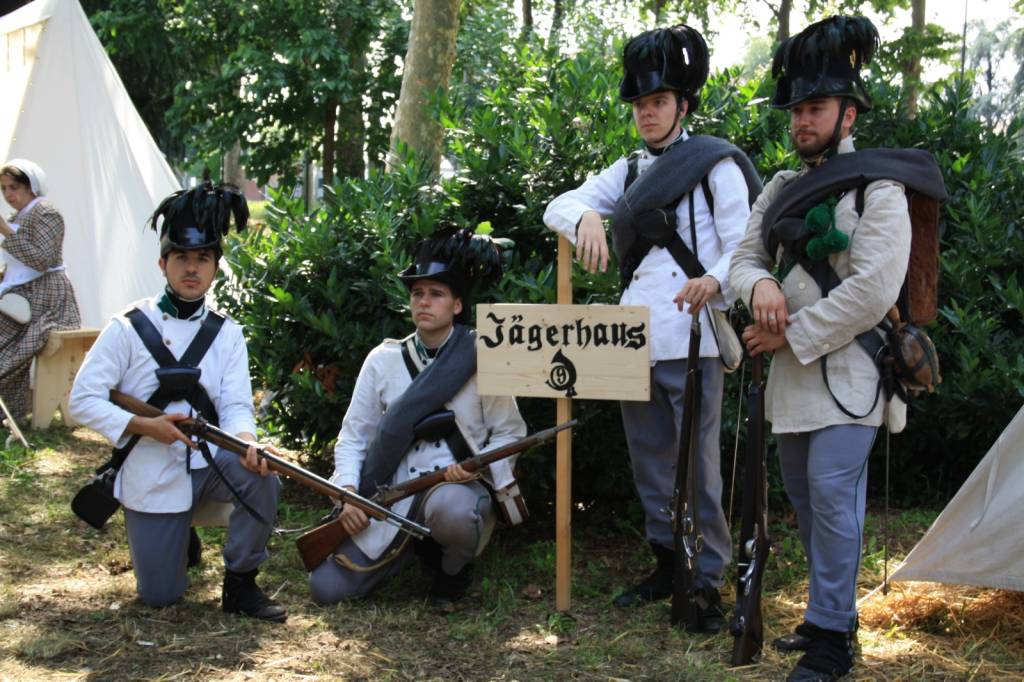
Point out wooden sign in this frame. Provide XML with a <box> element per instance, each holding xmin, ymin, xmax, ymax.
<box><xmin>476</xmin><ymin>303</ymin><xmax>650</xmax><ymax>401</ymax></box>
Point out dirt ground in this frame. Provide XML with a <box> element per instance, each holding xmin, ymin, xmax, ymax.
<box><xmin>1</xmin><ymin>427</ymin><xmax>1021</xmax><ymax>681</ymax></box>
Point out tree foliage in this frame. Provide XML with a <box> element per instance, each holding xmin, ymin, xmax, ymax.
<box><xmin>83</xmin><ymin>0</ymin><xmax>188</xmax><ymax>160</ymax></box>
<box><xmin>162</xmin><ymin>0</ymin><xmax>400</xmax><ymax>184</ymax></box>
<box><xmin>86</xmin><ymin>0</ymin><xmax>406</xmax><ymax>183</ymax></box>
<box><xmin>84</xmin><ymin>0</ymin><xmax>1024</xmax><ymax>514</ymax></box>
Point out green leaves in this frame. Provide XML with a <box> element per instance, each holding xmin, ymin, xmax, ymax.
<box><xmin>216</xmin><ymin>13</ymin><xmax>1023</xmax><ymax>513</ymax></box>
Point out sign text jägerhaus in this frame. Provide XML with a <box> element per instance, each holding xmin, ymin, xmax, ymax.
<box><xmin>476</xmin><ymin>304</ymin><xmax>650</xmax><ymax>401</ymax></box>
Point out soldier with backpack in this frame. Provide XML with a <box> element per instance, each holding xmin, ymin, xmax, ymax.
<box><xmin>543</xmin><ymin>25</ymin><xmax>761</xmax><ymax>629</ymax></box>
<box><xmin>728</xmin><ymin>16</ymin><xmax>945</xmax><ymax>681</ymax></box>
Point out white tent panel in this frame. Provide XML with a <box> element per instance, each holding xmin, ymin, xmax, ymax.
<box><xmin>0</xmin><ymin>0</ymin><xmax>179</xmax><ymax>327</ymax></box>
<box><xmin>890</xmin><ymin>403</ymin><xmax>1024</xmax><ymax>592</ymax></box>
<box><xmin>0</xmin><ymin>20</ymin><xmax>44</xmax><ymax>162</ymax></box>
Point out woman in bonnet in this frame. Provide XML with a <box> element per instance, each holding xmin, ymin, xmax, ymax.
<box><xmin>0</xmin><ymin>158</ymin><xmax>81</xmax><ymax>425</ymax></box>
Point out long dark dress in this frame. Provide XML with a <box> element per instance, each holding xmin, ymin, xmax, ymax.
<box><xmin>0</xmin><ymin>199</ymin><xmax>81</xmax><ymax>421</ymax></box>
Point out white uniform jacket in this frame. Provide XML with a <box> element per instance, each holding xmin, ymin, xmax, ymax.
<box><xmin>543</xmin><ymin>131</ymin><xmax>751</xmax><ymax>362</ymax></box>
<box><xmin>331</xmin><ymin>337</ymin><xmax>527</xmax><ymax>560</ymax></box>
<box><xmin>68</xmin><ymin>297</ymin><xmax>257</xmax><ymax>513</ymax></box>
<box><xmin>728</xmin><ymin>138</ymin><xmax>911</xmax><ymax>433</ymax></box>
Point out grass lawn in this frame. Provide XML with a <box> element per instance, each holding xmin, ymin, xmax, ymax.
<box><xmin>1</xmin><ymin>427</ymin><xmax>1021</xmax><ymax>680</ymax></box>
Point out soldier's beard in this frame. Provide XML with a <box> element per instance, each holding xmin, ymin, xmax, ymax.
<box><xmin>792</xmin><ymin>130</ymin><xmax>831</xmax><ymax>165</ymax></box>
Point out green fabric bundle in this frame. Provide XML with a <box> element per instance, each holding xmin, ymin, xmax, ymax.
<box><xmin>804</xmin><ymin>196</ymin><xmax>848</xmax><ymax>261</ymax></box>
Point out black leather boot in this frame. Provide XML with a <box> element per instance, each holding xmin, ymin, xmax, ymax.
<box><xmin>774</xmin><ymin>621</ymin><xmax>815</xmax><ymax>652</ymax></box>
<box><xmin>430</xmin><ymin>563</ymin><xmax>472</xmax><ymax>605</ymax></box>
<box><xmin>786</xmin><ymin>625</ymin><xmax>854</xmax><ymax>681</ymax></box>
<box><xmin>613</xmin><ymin>543</ymin><xmax>674</xmax><ymax>607</ymax></box>
<box><xmin>414</xmin><ymin>537</ymin><xmax>444</xmax><ymax>575</ymax></box>
<box><xmin>695</xmin><ymin>586</ymin><xmax>726</xmax><ymax>634</ymax></box>
<box><xmin>187</xmin><ymin>528</ymin><xmax>202</xmax><ymax>569</ymax></box>
<box><xmin>222</xmin><ymin>569</ymin><xmax>288</xmax><ymax>623</ymax></box>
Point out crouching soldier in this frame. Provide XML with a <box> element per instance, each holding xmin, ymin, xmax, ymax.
<box><xmin>69</xmin><ymin>183</ymin><xmax>287</xmax><ymax>622</ymax></box>
<box><xmin>308</xmin><ymin>228</ymin><xmax>528</xmax><ymax>605</ymax></box>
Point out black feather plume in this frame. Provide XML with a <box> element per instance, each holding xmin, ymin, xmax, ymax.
<box><xmin>667</xmin><ymin>25</ymin><xmax>709</xmax><ymax>94</ymax></box>
<box><xmin>774</xmin><ymin>16</ymin><xmax>879</xmax><ymax>79</ymax></box>
<box><xmin>424</xmin><ymin>227</ymin><xmax>508</xmax><ymax>291</ymax></box>
<box><xmin>148</xmin><ymin>181</ymin><xmax>248</xmax><ymax>239</ymax></box>
<box><xmin>622</xmin><ymin>24</ymin><xmax>709</xmax><ymax>94</ymax></box>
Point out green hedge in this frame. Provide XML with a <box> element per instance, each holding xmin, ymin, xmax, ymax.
<box><xmin>216</xmin><ymin>42</ymin><xmax>1024</xmax><ymax>513</ymax></box>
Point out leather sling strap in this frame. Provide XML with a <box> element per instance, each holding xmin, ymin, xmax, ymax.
<box><xmin>623</xmin><ymin>155</ymin><xmax>713</xmax><ymax>283</ymax></box>
<box><xmin>400</xmin><ymin>338</ymin><xmax>473</xmax><ymax>463</ymax></box>
<box><xmin>105</xmin><ymin>309</ymin><xmax>267</xmax><ymax>525</ymax></box>
<box><xmin>796</xmin><ymin>188</ymin><xmax>888</xmax><ymax>419</ymax></box>
<box><xmin>110</xmin><ymin>309</ymin><xmax>225</xmax><ymax>469</ymax></box>
<box><xmin>127</xmin><ymin>308</ymin><xmax>224</xmax><ymax>426</ymax></box>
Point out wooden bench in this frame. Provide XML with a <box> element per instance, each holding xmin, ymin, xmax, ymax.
<box><xmin>31</xmin><ymin>328</ymin><xmax>100</xmax><ymax>430</ymax></box>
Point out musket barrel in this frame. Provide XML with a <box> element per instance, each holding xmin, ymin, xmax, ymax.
<box><xmin>109</xmin><ymin>390</ymin><xmax>430</xmax><ymax>539</ymax></box>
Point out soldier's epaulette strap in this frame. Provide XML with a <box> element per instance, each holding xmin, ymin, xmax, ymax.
<box><xmin>624</xmin><ymin>151</ymin><xmax>643</xmax><ymax>192</ymax></box>
<box><xmin>203</xmin><ymin>305</ymin><xmax>235</xmax><ymax>325</ymax></box>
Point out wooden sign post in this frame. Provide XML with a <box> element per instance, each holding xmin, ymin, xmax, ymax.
<box><xmin>477</xmin><ymin>237</ymin><xmax>651</xmax><ymax>611</ymax></box>
<box><xmin>556</xmin><ymin>238</ymin><xmax>572</xmax><ymax>612</ymax></box>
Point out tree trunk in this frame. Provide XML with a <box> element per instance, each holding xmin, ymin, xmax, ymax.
<box><xmin>322</xmin><ymin>98</ymin><xmax>337</xmax><ymax>188</ymax></box>
<box><xmin>548</xmin><ymin>0</ymin><xmax>563</xmax><ymax>52</ymax></box>
<box><xmin>222</xmin><ymin>140</ymin><xmax>245</xmax><ymax>188</ymax></box>
<box><xmin>903</xmin><ymin>0</ymin><xmax>926</xmax><ymax>118</ymax></box>
<box><xmin>336</xmin><ymin>27</ymin><xmax>368</xmax><ymax>180</ymax></box>
<box><xmin>387</xmin><ymin>0</ymin><xmax>461</xmax><ymax>175</ymax></box>
<box><xmin>776</xmin><ymin>0</ymin><xmax>792</xmax><ymax>43</ymax></box>
<box><xmin>651</xmin><ymin>0</ymin><xmax>667</xmax><ymax>24</ymax></box>
<box><xmin>520</xmin><ymin>0</ymin><xmax>533</xmax><ymax>40</ymax></box>
<box><xmin>336</xmin><ymin>89</ymin><xmax>366</xmax><ymax>179</ymax></box>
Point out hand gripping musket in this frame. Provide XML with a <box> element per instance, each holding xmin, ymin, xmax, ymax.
<box><xmin>729</xmin><ymin>354</ymin><xmax>770</xmax><ymax>665</ymax></box>
<box><xmin>108</xmin><ymin>390</ymin><xmax>430</xmax><ymax>542</ymax></box>
<box><xmin>295</xmin><ymin>419</ymin><xmax>577</xmax><ymax>572</ymax></box>
<box><xmin>671</xmin><ymin>315</ymin><xmax>703</xmax><ymax>630</ymax></box>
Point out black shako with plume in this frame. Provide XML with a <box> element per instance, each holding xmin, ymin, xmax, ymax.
<box><xmin>400</xmin><ymin>227</ymin><xmax>510</xmax><ymax>324</ymax></box>
<box><xmin>620</xmin><ymin>25</ymin><xmax>709</xmax><ymax>113</ymax></box>
<box><xmin>149</xmin><ymin>181</ymin><xmax>248</xmax><ymax>257</ymax></box>
<box><xmin>771</xmin><ymin>15</ymin><xmax>880</xmax><ymax>112</ymax></box>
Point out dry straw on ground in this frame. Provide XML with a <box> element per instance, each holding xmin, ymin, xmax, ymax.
<box><xmin>1</xmin><ymin>427</ymin><xmax>1021</xmax><ymax>680</ymax></box>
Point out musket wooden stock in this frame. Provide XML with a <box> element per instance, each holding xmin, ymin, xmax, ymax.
<box><xmin>295</xmin><ymin>419</ymin><xmax>577</xmax><ymax>572</ymax></box>
<box><xmin>730</xmin><ymin>354</ymin><xmax>770</xmax><ymax>666</ymax></box>
<box><xmin>108</xmin><ymin>389</ymin><xmax>430</xmax><ymax>542</ymax></box>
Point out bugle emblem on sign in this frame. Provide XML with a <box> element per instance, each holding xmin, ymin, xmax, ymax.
<box><xmin>545</xmin><ymin>349</ymin><xmax>578</xmax><ymax>398</ymax></box>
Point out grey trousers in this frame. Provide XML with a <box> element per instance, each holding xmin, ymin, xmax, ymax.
<box><xmin>620</xmin><ymin>357</ymin><xmax>730</xmax><ymax>588</ymax></box>
<box><xmin>309</xmin><ymin>480</ymin><xmax>495</xmax><ymax>604</ymax></box>
<box><xmin>123</xmin><ymin>448</ymin><xmax>280</xmax><ymax>607</ymax></box>
<box><xmin>777</xmin><ymin>424</ymin><xmax>877</xmax><ymax>633</ymax></box>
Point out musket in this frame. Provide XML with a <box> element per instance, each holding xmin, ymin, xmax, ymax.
<box><xmin>671</xmin><ymin>315</ymin><xmax>703</xmax><ymax>630</ymax></box>
<box><xmin>295</xmin><ymin>419</ymin><xmax>577</xmax><ymax>572</ymax></box>
<box><xmin>730</xmin><ymin>354</ymin><xmax>770</xmax><ymax>665</ymax></box>
<box><xmin>109</xmin><ymin>390</ymin><xmax>431</xmax><ymax>542</ymax></box>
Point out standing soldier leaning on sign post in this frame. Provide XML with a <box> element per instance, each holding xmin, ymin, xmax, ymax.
<box><xmin>543</xmin><ymin>25</ymin><xmax>761</xmax><ymax>630</ymax></box>
<box><xmin>729</xmin><ymin>16</ymin><xmax>946</xmax><ymax>681</ymax></box>
<box><xmin>308</xmin><ymin>228</ymin><xmax>529</xmax><ymax>606</ymax></box>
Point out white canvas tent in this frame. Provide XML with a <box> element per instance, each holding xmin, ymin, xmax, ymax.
<box><xmin>890</xmin><ymin>402</ymin><xmax>1024</xmax><ymax>592</ymax></box>
<box><xmin>0</xmin><ymin>0</ymin><xmax>179</xmax><ymax>327</ymax></box>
